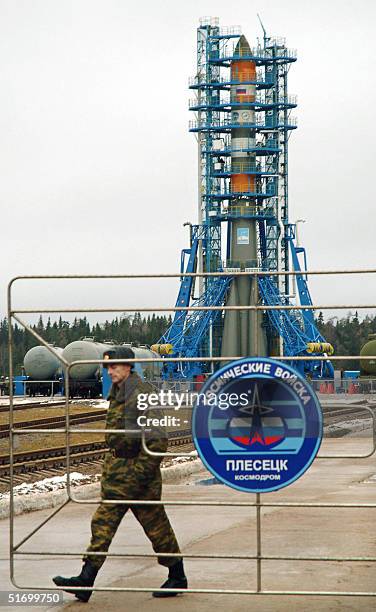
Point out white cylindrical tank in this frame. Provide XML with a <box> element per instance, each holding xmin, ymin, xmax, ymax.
<box><xmin>63</xmin><ymin>340</ymin><xmax>162</xmax><ymax>382</ymax></box>
<box><xmin>24</xmin><ymin>346</ymin><xmax>64</xmax><ymax>380</ymax></box>
<box><xmin>62</xmin><ymin>339</ymin><xmax>117</xmax><ymax>381</ymax></box>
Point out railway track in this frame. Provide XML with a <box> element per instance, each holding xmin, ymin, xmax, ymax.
<box><xmin>322</xmin><ymin>403</ymin><xmax>375</xmax><ymax>424</ymax></box>
<box><xmin>0</xmin><ymin>410</ymin><xmax>108</xmax><ymax>438</ymax></box>
<box><xmin>1</xmin><ymin>402</ymin><xmax>374</xmax><ymax>491</ymax></box>
<box><xmin>321</xmin><ymin>403</ymin><xmax>375</xmax><ymax>437</ymax></box>
<box><xmin>0</xmin><ymin>431</ymin><xmax>193</xmax><ymax>487</ymax></box>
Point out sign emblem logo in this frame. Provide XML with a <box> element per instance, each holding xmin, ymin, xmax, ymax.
<box><xmin>192</xmin><ymin>358</ymin><xmax>323</xmax><ymax>493</ymax></box>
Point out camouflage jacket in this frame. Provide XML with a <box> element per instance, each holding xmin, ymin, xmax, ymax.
<box><xmin>105</xmin><ymin>372</ymin><xmax>167</xmax><ymax>482</ymax></box>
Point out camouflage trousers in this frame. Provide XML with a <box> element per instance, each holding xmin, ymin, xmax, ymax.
<box><xmin>83</xmin><ymin>453</ymin><xmax>181</xmax><ymax>570</ymax></box>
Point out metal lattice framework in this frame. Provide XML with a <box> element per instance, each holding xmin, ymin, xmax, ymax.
<box><xmin>258</xmin><ymin>274</ymin><xmax>334</xmax><ymax>378</ymax></box>
<box><xmin>158</xmin><ymin>274</ymin><xmax>232</xmax><ymax>378</ymax></box>
<box><xmin>156</xmin><ymin>17</ymin><xmax>333</xmax><ymax>379</ymax></box>
<box><xmin>189</xmin><ymin>22</ymin><xmax>297</xmax><ymax>281</ymax></box>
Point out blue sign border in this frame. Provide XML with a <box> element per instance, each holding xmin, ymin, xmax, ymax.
<box><xmin>192</xmin><ymin>357</ymin><xmax>323</xmax><ymax>493</ymax></box>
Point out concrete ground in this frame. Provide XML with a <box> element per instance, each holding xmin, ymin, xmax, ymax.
<box><xmin>0</xmin><ymin>435</ymin><xmax>375</xmax><ymax>612</ymax></box>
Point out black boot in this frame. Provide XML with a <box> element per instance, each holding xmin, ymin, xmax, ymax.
<box><xmin>52</xmin><ymin>560</ymin><xmax>99</xmax><ymax>602</ymax></box>
<box><xmin>153</xmin><ymin>560</ymin><xmax>188</xmax><ymax>598</ymax></box>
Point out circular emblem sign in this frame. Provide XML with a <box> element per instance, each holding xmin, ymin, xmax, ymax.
<box><xmin>192</xmin><ymin>358</ymin><xmax>323</xmax><ymax>493</ymax></box>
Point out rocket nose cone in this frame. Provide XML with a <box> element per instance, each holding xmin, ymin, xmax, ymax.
<box><xmin>235</xmin><ymin>35</ymin><xmax>252</xmax><ymax>57</ymax></box>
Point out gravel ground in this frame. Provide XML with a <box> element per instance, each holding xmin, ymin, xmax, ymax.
<box><xmin>0</xmin><ymin>403</ymin><xmax>106</xmax><ymax>426</ymax></box>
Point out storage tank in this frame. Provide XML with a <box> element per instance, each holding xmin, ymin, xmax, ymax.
<box><xmin>360</xmin><ymin>334</ymin><xmax>376</xmax><ymax>375</ymax></box>
<box><xmin>24</xmin><ymin>345</ymin><xmax>63</xmax><ymax>380</ymax></box>
<box><xmin>63</xmin><ymin>339</ymin><xmax>162</xmax><ymax>382</ymax></box>
<box><xmin>62</xmin><ymin>339</ymin><xmax>117</xmax><ymax>381</ymax></box>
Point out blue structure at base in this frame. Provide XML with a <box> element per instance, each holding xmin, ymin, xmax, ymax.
<box><xmin>14</xmin><ymin>375</ymin><xmax>27</xmax><ymax>396</ymax></box>
<box><xmin>102</xmin><ymin>368</ymin><xmax>112</xmax><ymax>399</ymax></box>
<box><xmin>343</xmin><ymin>371</ymin><xmax>360</xmax><ymax>379</ymax></box>
<box><xmin>101</xmin><ymin>363</ymin><xmax>145</xmax><ymax>397</ymax></box>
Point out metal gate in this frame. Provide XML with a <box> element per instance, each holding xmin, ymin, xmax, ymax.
<box><xmin>7</xmin><ymin>270</ymin><xmax>376</xmax><ymax>599</ymax></box>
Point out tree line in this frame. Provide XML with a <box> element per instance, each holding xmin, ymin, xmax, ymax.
<box><xmin>0</xmin><ymin>311</ymin><xmax>375</xmax><ymax>376</ymax></box>
<box><xmin>316</xmin><ymin>311</ymin><xmax>376</xmax><ymax>370</ymax></box>
<box><xmin>0</xmin><ymin>314</ymin><xmax>172</xmax><ymax>376</ymax></box>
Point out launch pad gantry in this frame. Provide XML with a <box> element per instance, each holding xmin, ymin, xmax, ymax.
<box><xmin>153</xmin><ymin>17</ymin><xmax>334</xmax><ymax>381</ymax></box>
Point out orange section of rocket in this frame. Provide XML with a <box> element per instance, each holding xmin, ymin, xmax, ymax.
<box><xmin>230</xmin><ymin>43</ymin><xmax>256</xmax><ymax>194</ymax></box>
<box><xmin>232</xmin><ymin>174</ymin><xmax>255</xmax><ymax>193</ymax></box>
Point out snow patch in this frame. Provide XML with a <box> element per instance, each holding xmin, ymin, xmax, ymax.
<box><xmin>0</xmin><ymin>456</ymin><xmax>205</xmax><ymax>519</ymax></box>
<box><xmin>324</xmin><ymin>418</ymin><xmax>372</xmax><ymax>437</ymax></box>
<box><xmin>0</xmin><ymin>472</ymin><xmax>100</xmax><ymax>501</ymax></box>
<box><xmin>0</xmin><ymin>452</ymin><xmax>199</xmax><ymax>501</ymax></box>
<box><xmin>170</xmin><ymin>450</ymin><xmax>198</xmax><ymax>465</ymax></box>
<box><xmin>88</xmin><ymin>400</ymin><xmax>109</xmax><ymax>409</ymax></box>
<box><xmin>0</xmin><ymin>397</ymin><xmax>64</xmax><ymax>406</ymax></box>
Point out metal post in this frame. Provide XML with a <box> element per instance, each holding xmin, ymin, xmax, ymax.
<box><xmin>209</xmin><ymin>317</ymin><xmax>213</xmax><ymax>372</ymax></box>
<box><xmin>256</xmin><ymin>493</ymin><xmax>262</xmax><ymax>592</ymax></box>
<box><xmin>8</xmin><ymin>282</ymin><xmax>15</xmax><ymax>584</ymax></box>
<box><xmin>293</xmin><ymin>218</ymin><xmax>306</xmax><ymax>298</ymax></box>
<box><xmin>64</xmin><ymin>366</ymin><xmax>71</xmax><ymax>498</ymax></box>
<box><xmin>197</xmin><ymin>25</ymin><xmax>204</xmax><ymax>297</ymax></box>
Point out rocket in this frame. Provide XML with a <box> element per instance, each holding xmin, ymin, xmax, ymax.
<box><xmin>221</xmin><ymin>35</ymin><xmax>268</xmax><ymax>358</ymax></box>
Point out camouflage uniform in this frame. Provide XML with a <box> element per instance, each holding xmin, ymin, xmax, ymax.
<box><xmin>83</xmin><ymin>372</ymin><xmax>181</xmax><ymax>570</ymax></box>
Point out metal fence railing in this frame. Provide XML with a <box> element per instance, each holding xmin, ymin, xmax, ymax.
<box><xmin>7</xmin><ymin>270</ymin><xmax>376</xmax><ymax>598</ymax></box>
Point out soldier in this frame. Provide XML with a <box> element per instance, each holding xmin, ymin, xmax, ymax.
<box><xmin>53</xmin><ymin>346</ymin><xmax>187</xmax><ymax>601</ymax></box>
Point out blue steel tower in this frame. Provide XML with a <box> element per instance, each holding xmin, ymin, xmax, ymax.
<box><xmin>153</xmin><ymin>17</ymin><xmax>334</xmax><ymax>380</ymax></box>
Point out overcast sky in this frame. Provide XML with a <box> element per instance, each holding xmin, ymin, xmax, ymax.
<box><xmin>1</xmin><ymin>0</ymin><xmax>375</xmax><ymax>325</ymax></box>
